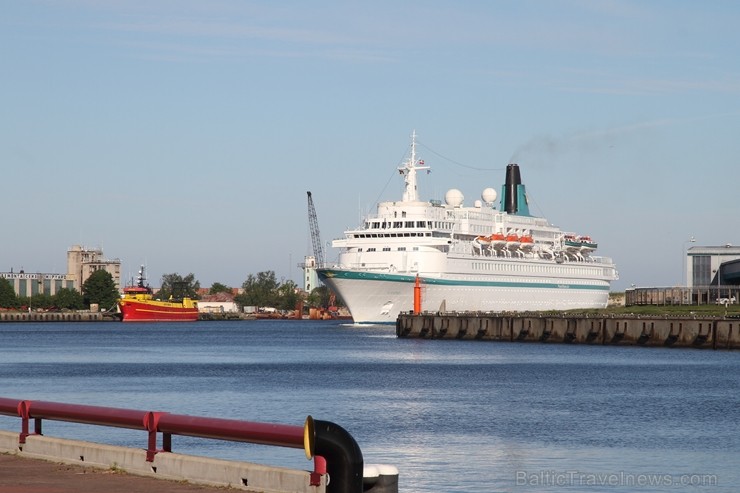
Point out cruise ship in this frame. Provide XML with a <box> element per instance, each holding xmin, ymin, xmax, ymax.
<box><xmin>317</xmin><ymin>133</ymin><xmax>619</xmax><ymax>324</ymax></box>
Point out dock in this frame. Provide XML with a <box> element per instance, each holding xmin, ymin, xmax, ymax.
<box><xmin>396</xmin><ymin>312</ymin><xmax>740</xmax><ymax>349</ymax></box>
<box><xmin>0</xmin><ymin>311</ymin><xmax>110</xmax><ymax>322</ymax></box>
<box><xmin>0</xmin><ymin>397</ymin><xmax>399</xmax><ymax>493</ymax></box>
<box><xmin>0</xmin><ymin>453</ymin><xmax>232</xmax><ymax>493</ymax></box>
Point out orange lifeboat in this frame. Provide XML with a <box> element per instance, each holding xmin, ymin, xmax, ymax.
<box><xmin>490</xmin><ymin>232</ymin><xmax>506</xmax><ymax>250</ymax></box>
<box><xmin>505</xmin><ymin>233</ymin><xmax>520</xmax><ymax>250</ymax></box>
<box><xmin>519</xmin><ymin>234</ymin><xmax>534</xmax><ymax>251</ymax></box>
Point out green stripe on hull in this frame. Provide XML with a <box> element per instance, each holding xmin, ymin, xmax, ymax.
<box><xmin>317</xmin><ymin>269</ymin><xmax>610</xmax><ymax>291</ymax></box>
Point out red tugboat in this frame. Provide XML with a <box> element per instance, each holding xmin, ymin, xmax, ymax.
<box><xmin>118</xmin><ymin>266</ymin><xmax>198</xmax><ymax>322</ymax></box>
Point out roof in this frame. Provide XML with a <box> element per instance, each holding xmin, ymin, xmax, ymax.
<box><xmin>688</xmin><ymin>245</ymin><xmax>740</xmax><ymax>255</ymax></box>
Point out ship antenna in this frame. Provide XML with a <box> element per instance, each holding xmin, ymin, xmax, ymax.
<box><xmin>398</xmin><ymin>130</ymin><xmax>430</xmax><ymax>202</ymax></box>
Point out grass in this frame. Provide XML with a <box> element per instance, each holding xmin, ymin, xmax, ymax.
<box><xmin>599</xmin><ymin>305</ymin><xmax>739</xmax><ymax>317</ymax></box>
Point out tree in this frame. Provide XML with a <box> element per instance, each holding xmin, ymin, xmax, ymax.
<box><xmin>54</xmin><ymin>288</ymin><xmax>84</xmax><ymax>310</ymax></box>
<box><xmin>308</xmin><ymin>285</ymin><xmax>344</xmax><ymax>309</ymax></box>
<box><xmin>0</xmin><ymin>278</ymin><xmax>18</xmax><ymax>308</ymax></box>
<box><xmin>157</xmin><ymin>273</ymin><xmax>200</xmax><ymax>300</ymax></box>
<box><xmin>27</xmin><ymin>293</ymin><xmax>53</xmax><ymax>310</ymax></box>
<box><xmin>82</xmin><ymin>270</ymin><xmax>120</xmax><ymax>310</ymax></box>
<box><xmin>276</xmin><ymin>280</ymin><xmax>300</xmax><ymax>311</ymax></box>
<box><xmin>235</xmin><ymin>271</ymin><xmax>279</xmax><ymax>308</ymax></box>
<box><xmin>209</xmin><ymin>282</ymin><xmax>232</xmax><ymax>295</ymax></box>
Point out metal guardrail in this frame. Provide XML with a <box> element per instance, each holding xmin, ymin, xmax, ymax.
<box><xmin>0</xmin><ymin>397</ymin><xmax>365</xmax><ymax>493</ymax></box>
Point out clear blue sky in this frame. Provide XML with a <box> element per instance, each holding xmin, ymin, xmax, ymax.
<box><xmin>3</xmin><ymin>1</ymin><xmax>739</xmax><ymax>291</ymax></box>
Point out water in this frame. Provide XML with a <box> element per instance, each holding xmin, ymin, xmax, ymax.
<box><xmin>0</xmin><ymin>320</ymin><xmax>738</xmax><ymax>492</ymax></box>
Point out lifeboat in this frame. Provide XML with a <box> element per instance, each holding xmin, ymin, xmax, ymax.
<box><xmin>474</xmin><ymin>235</ymin><xmax>491</xmax><ymax>247</ymax></box>
<box><xmin>490</xmin><ymin>232</ymin><xmax>506</xmax><ymax>250</ymax></box>
<box><xmin>519</xmin><ymin>234</ymin><xmax>535</xmax><ymax>252</ymax></box>
<box><xmin>577</xmin><ymin>235</ymin><xmax>597</xmax><ymax>254</ymax></box>
<box><xmin>563</xmin><ymin>234</ymin><xmax>581</xmax><ymax>253</ymax></box>
<box><xmin>505</xmin><ymin>232</ymin><xmax>520</xmax><ymax>250</ymax></box>
<box><xmin>473</xmin><ymin>235</ymin><xmax>491</xmax><ymax>253</ymax></box>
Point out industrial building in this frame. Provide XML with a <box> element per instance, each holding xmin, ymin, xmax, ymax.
<box><xmin>1</xmin><ymin>245</ymin><xmax>121</xmax><ymax>298</ymax></box>
<box><xmin>0</xmin><ymin>271</ymin><xmax>73</xmax><ymax>298</ymax></box>
<box><xmin>627</xmin><ymin>243</ymin><xmax>740</xmax><ymax>306</ymax></box>
<box><xmin>687</xmin><ymin>244</ymin><xmax>740</xmax><ymax>288</ymax></box>
<box><xmin>66</xmin><ymin>245</ymin><xmax>121</xmax><ymax>292</ymax></box>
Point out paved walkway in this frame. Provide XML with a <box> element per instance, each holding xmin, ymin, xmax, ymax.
<box><xmin>0</xmin><ymin>454</ymin><xmax>231</xmax><ymax>493</ymax></box>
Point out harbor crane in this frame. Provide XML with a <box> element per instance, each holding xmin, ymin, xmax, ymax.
<box><xmin>306</xmin><ymin>191</ymin><xmax>337</xmax><ymax>311</ymax></box>
<box><xmin>307</xmin><ymin>191</ymin><xmax>324</xmax><ymax>266</ymax></box>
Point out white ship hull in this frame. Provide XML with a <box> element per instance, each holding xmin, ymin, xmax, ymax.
<box><xmin>319</xmin><ymin>267</ymin><xmax>610</xmax><ymax>324</ymax></box>
<box><xmin>316</xmin><ymin>132</ymin><xmax>618</xmax><ymax>324</ymax></box>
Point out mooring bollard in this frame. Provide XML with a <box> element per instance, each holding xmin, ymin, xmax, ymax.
<box><xmin>363</xmin><ymin>464</ymin><xmax>399</xmax><ymax>493</ymax></box>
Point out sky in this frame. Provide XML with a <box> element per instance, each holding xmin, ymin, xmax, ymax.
<box><xmin>2</xmin><ymin>0</ymin><xmax>740</xmax><ymax>292</ymax></box>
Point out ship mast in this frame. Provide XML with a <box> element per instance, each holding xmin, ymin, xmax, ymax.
<box><xmin>398</xmin><ymin>130</ymin><xmax>430</xmax><ymax>202</ymax></box>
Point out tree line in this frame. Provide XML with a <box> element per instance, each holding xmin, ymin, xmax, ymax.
<box><xmin>0</xmin><ymin>269</ymin><xmax>339</xmax><ymax>312</ymax></box>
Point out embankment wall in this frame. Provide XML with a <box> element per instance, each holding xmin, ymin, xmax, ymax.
<box><xmin>0</xmin><ymin>431</ymin><xmax>322</xmax><ymax>493</ymax></box>
<box><xmin>396</xmin><ymin>313</ymin><xmax>740</xmax><ymax>349</ymax></box>
<box><xmin>0</xmin><ymin>312</ymin><xmax>107</xmax><ymax>322</ymax></box>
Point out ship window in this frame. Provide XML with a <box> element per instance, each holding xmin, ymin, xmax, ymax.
<box><xmin>413</xmin><ymin>247</ymin><xmax>419</xmax><ymax>251</ymax></box>
<box><xmin>383</xmin><ymin>247</ymin><xmax>391</xmax><ymax>251</ymax></box>
<box><xmin>357</xmin><ymin>248</ymin><xmax>363</xmax><ymax>252</ymax></box>
<box><xmin>398</xmin><ymin>247</ymin><xmax>406</xmax><ymax>251</ymax></box>
<box><xmin>417</xmin><ymin>221</ymin><xmax>425</xmax><ymax>227</ymax></box>
<box><xmin>393</xmin><ymin>221</ymin><xmax>403</xmax><ymax>228</ymax></box>
<box><xmin>405</xmin><ymin>221</ymin><xmax>414</xmax><ymax>227</ymax></box>
<box><xmin>367</xmin><ymin>248</ymin><xmax>376</xmax><ymax>252</ymax></box>
<box><xmin>402</xmin><ymin>211</ymin><xmax>407</xmax><ymax>218</ymax></box>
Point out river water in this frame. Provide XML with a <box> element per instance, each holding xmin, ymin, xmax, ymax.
<box><xmin>0</xmin><ymin>320</ymin><xmax>738</xmax><ymax>492</ymax></box>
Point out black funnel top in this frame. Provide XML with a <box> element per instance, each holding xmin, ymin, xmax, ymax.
<box><xmin>504</xmin><ymin>164</ymin><xmax>521</xmax><ymax>214</ymax></box>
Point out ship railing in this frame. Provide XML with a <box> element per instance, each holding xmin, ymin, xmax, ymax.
<box><xmin>588</xmin><ymin>256</ymin><xmax>614</xmax><ymax>265</ymax></box>
<box><xmin>328</xmin><ymin>263</ymin><xmax>400</xmax><ymax>272</ymax></box>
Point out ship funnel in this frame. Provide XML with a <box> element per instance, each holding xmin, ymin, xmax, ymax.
<box><xmin>504</xmin><ymin>164</ymin><xmax>520</xmax><ymax>213</ymax></box>
<box><xmin>500</xmin><ymin>163</ymin><xmax>531</xmax><ymax>216</ymax></box>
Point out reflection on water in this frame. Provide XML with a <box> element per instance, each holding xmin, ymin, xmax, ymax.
<box><xmin>0</xmin><ymin>320</ymin><xmax>738</xmax><ymax>492</ymax></box>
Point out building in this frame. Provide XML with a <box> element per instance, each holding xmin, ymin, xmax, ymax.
<box><xmin>687</xmin><ymin>244</ymin><xmax>740</xmax><ymax>288</ymax></box>
<box><xmin>0</xmin><ymin>270</ymin><xmax>74</xmax><ymax>297</ymax></box>
<box><xmin>0</xmin><ymin>245</ymin><xmax>121</xmax><ymax>299</ymax></box>
<box><xmin>197</xmin><ymin>290</ymin><xmax>239</xmax><ymax>313</ymax></box>
<box><xmin>300</xmin><ymin>255</ymin><xmax>320</xmax><ymax>293</ymax></box>
<box><xmin>66</xmin><ymin>245</ymin><xmax>122</xmax><ymax>292</ymax></box>
<box><xmin>626</xmin><ymin>243</ymin><xmax>740</xmax><ymax>306</ymax></box>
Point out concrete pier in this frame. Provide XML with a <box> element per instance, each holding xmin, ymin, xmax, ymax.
<box><xmin>0</xmin><ymin>431</ymin><xmax>324</xmax><ymax>492</ymax></box>
<box><xmin>396</xmin><ymin>312</ymin><xmax>740</xmax><ymax>349</ymax></box>
<box><xmin>0</xmin><ymin>311</ymin><xmax>109</xmax><ymax>322</ymax></box>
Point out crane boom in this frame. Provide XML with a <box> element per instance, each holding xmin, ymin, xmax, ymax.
<box><xmin>307</xmin><ymin>191</ymin><xmax>324</xmax><ymax>266</ymax></box>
